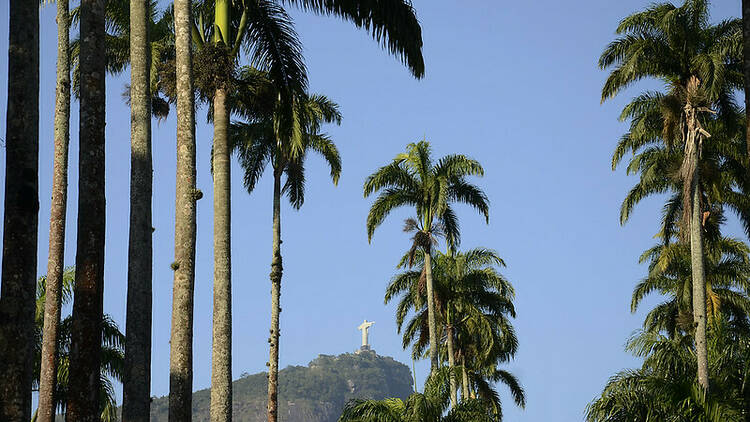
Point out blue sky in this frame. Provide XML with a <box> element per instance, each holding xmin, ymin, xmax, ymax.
<box><xmin>0</xmin><ymin>0</ymin><xmax>747</xmax><ymax>421</ymax></box>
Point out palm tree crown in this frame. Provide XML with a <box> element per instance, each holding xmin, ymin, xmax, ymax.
<box><xmin>230</xmin><ymin>67</ymin><xmax>342</xmax><ymax>198</ymax></box>
<box><xmin>364</xmin><ymin>140</ymin><xmax>489</xmax><ymax>249</ymax></box>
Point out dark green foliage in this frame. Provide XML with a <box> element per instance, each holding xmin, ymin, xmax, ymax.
<box><xmin>281</xmin><ymin>0</ymin><xmax>425</xmax><ymax>78</ymax></box>
<box><xmin>32</xmin><ymin>269</ymin><xmax>124</xmax><ymax>421</ymax></box>
<box><xmin>586</xmin><ymin>320</ymin><xmax>750</xmax><ymax>422</ymax></box>
<box><xmin>632</xmin><ymin>233</ymin><xmax>750</xmax><ymax>337</ymax></box>
<box><xmin>339</xmin><ymin>369</ymin><xmax>501</xmax><ymax>422</ymax></box>
<box><xmin>147</xmin><ymin>352</ymin><xmax>414</xmax><ymax>422</ymax></box>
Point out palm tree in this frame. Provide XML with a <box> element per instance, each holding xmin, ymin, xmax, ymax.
<box><xmin>122</xmin><ymin>0</ymin><xmax>154</xmax><ymax>418</ymax></box>
<box><xmin>62</xmin><ymin>1</ymin><xmax>169</xmax><ymax>420</ymax></box>
<box><xmin>631</xmin><ymin>234</ymin><xmax>750</xmax><ymax>338</ymax></box>
<box><xmin>168</xmin><ymin>0</ymin><xmax>200</xmax><ymax>420</ymax></box>
<box><xmin>69</xmin><ymin>0</ymin><xmax>173</xmax><ymax>115</ymax></box>
<box><xmin>365</xmin><ymin>140</ymin><xmax>489</xmax><ymax>373</ymax></box>
<box><xmin>613</xmin><ymin>99</ymin><xmax>749</xmax><ymax>240</ymax></box>
<box><xmin>743</xmin><ymin>0</ymin><xmax>750</xmax><ymax>161</ymax></box>
<box><xmin>586</xmin><ymin>319</ymin><xmax>750</xmax><ymax>422</ymax></box>
<box><xmin>229</xmin><ymin>67</ymin><xmax>342</xmax><ymax>422</ymax></box>
<box><xmin>37</xmin><ymin>0</ymin><xmax>72</xmax><ymax>421</ymax></box>
<box><xmin>32</xmin><ymin>269</ymin><xmax>125</xmax><ymax>422</ymax></box>
<box><xmin>186</xmin><ymin>4</ymin><xmax>308</xmax><ymax>419</ymax></box>
<box><xmin>67</xmin><ymin>0</ymin><xmax>107</xmax><ymax>419</ymax></box>
<box><xmin>386</xmin><ymin>248</ymin><xmax>523</xmax><ymax>413</ymax></box>
<box><xmin>188</xmin><ymin>3</ymin><xmax>424</xmax><ymax>418</ymax></box>
<box><xmin>0</xmin><ymin>0</ymin><xmax>39</xmax><ymax>420</ymax></box>
<box><xmin>339</xmin><ymin>370</ymin><xmax>502</xmax><ymax>422</ymax></box>
<box><xmin>600</xmin><ymin>0</ymin><xmax>743</xmax><ymax>389</ymax></box>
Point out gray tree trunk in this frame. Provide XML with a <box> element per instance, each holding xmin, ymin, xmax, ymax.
<box><xmin>123</xmin><ymin>0</ymin><xmax>153</xmax><ymax>419</ymax></box>
<box><xmin>690</xmin><ymin>162</ymin><xmax>709</xmax><ymax>390</ymax></box>
<box><xmin>38</xmin><ymin>1</ymin><xmax>69</xmax><ymax>420</ymax></box>
<box><xmin>684</xmin><ymin>103</ymin><xmax>709</xmax><ymax>391</ymax></box>
<box><xmin>67</xmin><ymin>0</ymin><xmax>107</xmax><ymax>419</ymax></box>
<box><xmin>0</xmin><ymin>0</ymin><xmax>39</xmax><ymax>420</ymax></box>
<box><xmin>424</xmin><ymin>251</ymin><xmax>438</xmax><ymax>373</ymax></box>
<box><xmin>446</xmin><ymin>324</ymin><xmax>457</xmax><ymax>408</ymax></box>
<box><xmin>169</xmin><ymin>0</ymin><xmax>198</xmax><ymax>419</ymax></box>
<box><xmin>267</xmin><ymin>171</ymin><xmax>283</xmax><ymax>422</ymax></box>
<box><xmin>210</xmin><ymin>86</ymin><xmax>233</xmax><ymax>422</ymax></box>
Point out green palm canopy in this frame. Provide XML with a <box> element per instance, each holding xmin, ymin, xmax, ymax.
<box><xmin>364</xmin><ymin>139</ymin><xmax>489</xmax><ymax>374</ymax></box>
<box><xmin>599</xmin><ymin>0</ymin><xmax>744</xmax><ymax>390</ymax></box>
<box><xmin>386</xmin><ymin>248</ymin><xmax>523</xmax><ymax>414</ymax></box>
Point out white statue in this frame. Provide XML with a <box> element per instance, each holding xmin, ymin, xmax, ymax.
<box><xmin>358</xmin><ymin>320</ymin><xmax>375</xmax><ymax>348</ymax></box>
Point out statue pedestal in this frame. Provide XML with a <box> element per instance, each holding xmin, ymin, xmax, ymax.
<box><xmin>355</xmin><ymin>346</ymin><xmax>375</xmax><ymax>355</ymax></box>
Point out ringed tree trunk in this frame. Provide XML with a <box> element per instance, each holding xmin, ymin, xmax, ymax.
<box><xmin>169</xmin><ymin>0</ymin><xmax>198</xmax><ymax>419</ymax></box>
<box><xmin>689</xmin><ymin>162</ymin><xmax>709</xmax><ymax>389</ymax></box>
<box><xmin>210</xmin><ymin>84</ymin><xmax>233</xmax><ymax>422</ymax></box>
<box><xmin>67</xmin><ymin>0</ymin><xmax>107</xmax><ymax>419</ymax></box>
<box><xmin>743</xmin><ymin>0</ymin><xmax>750</xmax><ymax>160</ymax></box>
<box><xmin>461</xmin><ymin>355</ymin><xmax>470</xmax><ymax>402</ymax></box>
<box><xmin>683</xmin><ymin>101</ymin><xmax>709</xmax><ymax>390</ymax></box>
<box><xmin>123</xmin><ymin>0</ymin><xmax>153</xmax><ymax>419</ymax></box>
<box><xmin>446</xmin><ymin>321</ymin><xmax>457</xmax><ymax>408</ymax></box>
<box><xmin>423</xmin><ymin>251</ymin><xmax>439</xmax><ymax>373</ymax></box>
<box><xmin>211</xmin><ymin>2</ymin><xmax>233</xmax><ymax>420</ymax></box>
<box><xmin>267</xmin><ymin>170</ymin><xmax>283</xmax><ymax>422</ymax></box>
<box><xmin>0</xmin><ymin>0</ymin><xmax>40</xmax><ymax>420</ymax></box>
<box><xmin>38</xmin><ymin>1</ymin><xmax>70</xmax><ymax>421</ymax></box>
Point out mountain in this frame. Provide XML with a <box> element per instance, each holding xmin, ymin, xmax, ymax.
<box><xmin>149</xmin><ymin>350</ymin><xmax>415</xmax><ymax>421</ymax></box>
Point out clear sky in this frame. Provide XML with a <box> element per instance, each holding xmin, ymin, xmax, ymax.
<box><xmin>0</xmin><ymin>1</ymin><xmax>747</xmax><ymax>421</ymax></box>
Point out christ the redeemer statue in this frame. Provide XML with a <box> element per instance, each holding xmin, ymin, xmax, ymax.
<box><xmin>358</xmin><ymin>320</ymin><xmax>375</xmax><ymax>350</ymax></box>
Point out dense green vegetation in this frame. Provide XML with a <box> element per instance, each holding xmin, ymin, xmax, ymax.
<box><xmin>587</xmin><ymin>0</ymin><xmax>750</xmax><ymax>420</ymax></box>
<box><xmin>148</xmin><ymin>352</ymin><xmax>414</xmax><ymax>422</ymax></box>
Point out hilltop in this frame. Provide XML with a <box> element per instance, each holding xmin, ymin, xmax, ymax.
<box><xmin>148</xmin><ymin>351</ymin><xmax>414</xmax><ymax>422</ymax></box>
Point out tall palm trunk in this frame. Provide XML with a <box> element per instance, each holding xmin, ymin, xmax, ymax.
<box><xmin>461</xmin><ymin>355</ymin><xmax>470</xmax><ymax>402</ymax></box>
<box><xmin>0</xmin><ymin>0</ymin><xmax>39</xmax><ymax>420</ymax></box>
<box><xmin>123</xmin><ymin>0</ymin><xmax>153</xmax><ymax>419</ymax></box>
<box><xmin>683</xmin><ymin>99</ymin><xmax>709</xmax><ymax>390</ymax></box>
<box><xmin>743</xmin><ymin>0</ymin><xmax>750</xmax><ymax>160</ymax></box>
<box><xmin>210</xmin><ymin>1</ymin><xmax>233</xmax><ymax>419</ymax></box>
<box><xmin>424</xmin><ymin>251</ymin><xmax>439</xmax><ymax>372</ymax></box>
<box><xmin>268</xmin><ymin>170</ymin><xmax>283</xmax><ymax>422</ymax></box>
<box><xmin>689</xmin><ymin>165</ymin><xmax>709</xmax><ymax>389</ymax></box>
<box><xmin>37</xmin><ymin>1</ymin><xmax>69</xmax><ymax>421</ymax></box>
<box><xmin>446</xmin><ymin>322</ymin><xmax>457</xmax><ymax>408</ymax></box>
<box><xmin>169</xmin><ymin>0</ymin><xmax>198</xmax><ymax>419</ymax></box>
<box><xmin>67</xmin><ymin>0</ymin><xmax>107</xmax><ymax>419</ymax></box>
<box><xmin>211</xmin><ymin>85</ymin><xmax>233</xmax><ymax>422</ymax></box>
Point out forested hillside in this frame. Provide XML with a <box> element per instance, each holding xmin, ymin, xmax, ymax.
<box><xmin>148</xmin><ymin>351</ymin><xmax>413</xmax><ymax>422</ymax></box>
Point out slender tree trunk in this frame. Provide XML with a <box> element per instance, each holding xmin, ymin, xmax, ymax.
<box><xmin>267</xmin><ymin>171</ymin><xmax>283</xmax><ymax>422</ymax></box>
<box><xmin>169</xmin><ymin>0</ymin><xmax>198</xmax><ymax>419</ymax></box>
<box><xmin>446</xmin><ymin>323</ymin><xmax>457</xmax><ymax>408</ymax></box>
<box><xmin>0</xmin><ymin>0</ymin><xmax>39</xmax><ymax>420</ymax></box>
<box><xmin>67</xmin><ymin>0</ymin><xmax>106</xmax><ymax>420</ymax></box>
<box><xmin>690</xmin><ymin>165</ymin><xmax>709</xmax><ymax>390</ymax></box>
<box><xmin>424</xmin><ymin>251</ymin><xmax>439</xmax><ymax>373</ymax></box>
<box><xmin>743</xmin><ymin>0</ymin><xmax>750</xmax><ymax>160</ymax></box>
<box><xmin>210</xmin><ymin>85</ymin><xmax>233</xmax><ymax>422</ymax></box>
<box><xmin>461</xmin><ymin>355</ymin><xmax>469</xmax><ymax>402</ymax></box>
<box><xmin>38</xmin><ymin>1</ymin><xmax>70</xmax><ymax>421</ymax></box>
<box><xmin>123</xmin><ymin>0</ymin><xmax>153</xmax><ymax>419</ymax></box>
<box><xmin>683</xmin><ymin>103</ymin><xmax>709</xmax><ymax>390</ymax></box>
<box><xmin>211</xmin><ymin>2</ymin><xmax>233</xmax><ymax>418</ymax></box>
